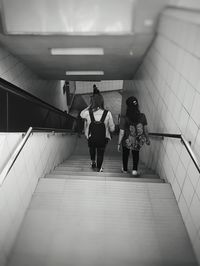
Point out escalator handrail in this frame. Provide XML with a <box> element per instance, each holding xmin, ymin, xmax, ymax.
<box><xmin>149</xmin><ymin>132</ymin><xmax>200</xmax><ymax>174</ymax></box>
<box><xmin>0</xmin><ymin>77</ymin><xmax>73</xmax><ymax>118</ymax></box>
<box><xmin>0</xmin><ymin>126</ymin><xmax>75</xmax><ymax>186</ymax></box>
<box><xmin>32</xmin><ymin>127</ymin><xmax>75</xmax><ymax>133</ymax></box>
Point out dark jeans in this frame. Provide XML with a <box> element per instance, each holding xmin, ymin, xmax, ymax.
<box><xmin>122</xmin><ymin>146</ymin><xmax>139</xmax><ymax>171</ymax></box>
<box><xmin>88</xmin><ymin>138</ymin><xmax>108</xmax><ymax>169</ymax></box>
<box><xmin>89</xmin><ymin>146</ymin><xmax>105</xmax><ymax>169</ymax></box>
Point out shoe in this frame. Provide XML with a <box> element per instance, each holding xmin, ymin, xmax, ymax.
<box><xmin>132</xmin><ymin>170</ymin><xmax>138</xmax><ymax>176</ymax></box>
<box><xmin>91</xmin><ymin>161</ymin><xmax>96</xmax><ymax>169</ymax></box>
<box><xmin>121</xmin><ymin>167</ymin><xmax>128</xmax><ymax>173</ymax></box>
<box><xmin>97</xmin><ymin>167</ymin><xmax>103</xmax><ymax>172</ymax></box>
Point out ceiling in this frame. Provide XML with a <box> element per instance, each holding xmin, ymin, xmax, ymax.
<box><xmin>0</xmin><ymin>0</ymin><xmax>170</xmax><ymax>81</ymax></box>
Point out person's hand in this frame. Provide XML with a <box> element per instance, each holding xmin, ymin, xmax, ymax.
<box><xmin>146</xmin><ymin>139</ymin><xmax>150</xmax><ymax>145</ymax></box>
<box><xmin>117</xmin><ymin>144</ymin><xmax>121</xmax><ymax>152</ymax></box>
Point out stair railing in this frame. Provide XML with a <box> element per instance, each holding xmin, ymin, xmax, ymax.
<box><xmin>1</xmin><ymin>130</ymin><xmax>199</xmax><ymax>185</ymax></box>
<box><xmin>149</xmin><ymin>132</ymin><xmax>200</xmax><ymax>174</ymax></box>
<box><xmin>0</xmin><ymin>126</ymin><xmax>75</xmax><ymax>186</ymax></box>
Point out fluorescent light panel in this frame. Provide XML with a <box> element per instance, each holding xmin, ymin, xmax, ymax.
<box><xmin>2</xmin><ymin>0</ymin><xmax>134</xmax><ymax>35</ymax></box>
<box><xmin>66</xmin><ymin>71</ymin><xmax>104</xmax><ymax>76</ymax></box>
<box><xmin>51</xmin><ymin>48</ymin><xmax>104</xmax><ymax>55</ymax></box>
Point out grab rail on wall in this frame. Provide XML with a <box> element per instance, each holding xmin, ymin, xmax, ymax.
<box><xmin>149</xmin><ymin>132</ymin><xmax>200</xmax><ymax>174</ymax></box>
<box><xmin>0</xmin><ymin>127</ymin><xmax>75</xmax><ymax>186</ymax></box>
<box><xmin>1</xmin><ymin>130</ymin><xmax>199</xmax><ymax>186</ymax></box>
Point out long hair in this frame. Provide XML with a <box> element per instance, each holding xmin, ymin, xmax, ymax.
<box><xmin>126</xmin><ymin>96</ymin><xmax>140</xmax><ymax>123</ymax></box>
<box><xmin>90</xmin><ymin>94</ymin><xmax>104</xmax><ymax>111</ymax></box>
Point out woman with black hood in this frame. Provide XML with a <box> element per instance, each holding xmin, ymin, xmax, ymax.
<box><xmin>117</xmin><ymin>96</ymin><xmax>150</xmax><ymax>176</ymax></box>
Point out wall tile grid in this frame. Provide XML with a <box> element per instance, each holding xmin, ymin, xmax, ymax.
<box><xmin>75</xmin><ymin>80</ymin><xmax>123</xmax><ymax>94</ymax></box>
<box><xmin>0</xmin><ymin>132</ymin><xmax>77</xmax><ymax>265</ymax></box>
<box><xmin>0</xmin><ymin>45</ymin><xmax>67</xmax><ymax>111</ymax></box>
<box><xmin>0</xmin><ymin>133</ymin><xmax>22</xmax><ymax>173</ymax></box>
<box><xmin>169</xmin><ymin>0</ymin><xmax>200</xmax><ymax>10</ymax></box>
<box><xmin>123</xmin><ymin>8</ymin><xmax>200</xmax><ymax>263</ymax></box>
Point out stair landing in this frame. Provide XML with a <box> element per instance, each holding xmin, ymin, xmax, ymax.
<box><xmin>8</xmin><ymin>178</ymin><xmax>197</xmax><ymax>266</ymax></box>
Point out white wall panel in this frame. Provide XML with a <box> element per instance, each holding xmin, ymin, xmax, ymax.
<box><xmin>123</xmin><ymin>7</ymin><xmax>200</xmax><ymax>263</ymax></box>
<box><xmin>0</xmin><ymin>132</ymin><xmax>76</xmax><ymax>265</ymax></box>
<box><xmin>0</xmin><ymin>45</ymin><xmax>68</xmax><ymax>111</ymax></box>
<box><xmin>75</xmin><ymin>80</ymin><xmax>123</xmax><ymax>94</ymax></box>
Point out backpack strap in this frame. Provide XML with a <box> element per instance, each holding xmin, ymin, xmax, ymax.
<box><xmin>100</xmin><ymin>110</ymin><xmax>108</xmax><ymax>123</ymax></box>
<box><xmin>89</xmin><ymin>110</ymin><xmax>95</xmax><ymax>122</ymax></box>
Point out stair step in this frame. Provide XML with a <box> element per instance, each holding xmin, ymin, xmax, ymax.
<box><xmin>60</xmin><ymin>164</ymin><xmax>147</xmax><ymax>168</ymax></box>
<box><xmin>51</xmin><ymin>170</ymin><xmax>159</xmax><ymax>178</ymax></box>
<box><xmin>63</xmin><ymin>157</ymin><xmax>145</xmax><ymax>165</ymax></box>
<box><xmin>52</xmin><ymin>136</ymin><xmax>162</xmax><ymax>183</ymax></box>
<box><xmin>63</xmin><ymin>159</ymin><xmax>121</xmax><ymax>162</ymax></box>
<box><xmin>65</xmin><ymin>156</ymin><xmax>120</xmax><ymax>159</ymax></box>
<box><xmin>57</xmin><ymin>164</ymin><xmax>147</xmax><ymax>169</ymax></box>
<box><xmin>62</xmin><ymin>161</ymin><xmax>145</xmax><ymax>165</ymax></box>
<box><xmin>60</xmin><ymin>164</ymin><xmax>147</xmax><ymax>170</ymax></box>
<box><xmin>45</xmin><ymin>174</ymin><xmax>164</xmax><ymax>183</ymax></box>
<box><xmin>54</xmin><ymin>167</ymin><xmax>155</xmax><ymax>175</ymax></box>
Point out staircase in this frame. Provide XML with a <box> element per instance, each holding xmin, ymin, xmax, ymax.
<box><xmin>47</xmin><ymin>155</ymin><xmax>164</xmax><ymax>182</ymax></box>
<box><xmin>47</xmin><ymin>135</ymin><xmax>163</xmax><ymax>183</ymax></box>
<box><xmin>7</xmin><ymin>136</ymin><xmax>198</xmax><ymax>266</ymax></box>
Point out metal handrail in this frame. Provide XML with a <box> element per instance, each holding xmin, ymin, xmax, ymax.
<box><xmin>149</xmin><ymin>132</ymin><xmax>200</xmax><ymax>174</ymax></box>
<box><xmin>0</xmin><ymin>127</ymin><xmax>33</xmax><ymax>186</ymax></box>
<box><xmin>32</xmin><ymin>127</ymin><xmax>75</xmax><ymax>133</ymax></box>
<box><xmin>0</xmin><ymin>126</ymin><xmax>76</xmax><ymax>186</ymax></box>
<box><xmin>2</xmin><ymin>129</ymin><xmax>199</xmax><ymax>186</ymax></box>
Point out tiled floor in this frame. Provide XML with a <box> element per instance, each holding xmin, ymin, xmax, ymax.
<box><xmin>7</xmin><ymin>178</ymin><xmax>197</xmax><ymax>266</ymax></box>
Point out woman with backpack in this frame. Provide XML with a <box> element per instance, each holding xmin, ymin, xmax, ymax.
<box><xmin>80</xmin><ymin>93</ymin><xmax>115</xmax><ymax>172</ymax></box>
<box><xmin>117</xmin><ymin>96</ymin><xmax>150</xmax><ymax>176</ymax></box>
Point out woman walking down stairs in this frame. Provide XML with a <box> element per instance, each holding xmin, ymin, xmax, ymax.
<box><xmin>48</xmin><ymin>135</ymin><xmax>162</xmax><ymax>182</ymax></box>
<box><xmin>8</xmin><ymin>136</ymin><xmax>198</xmax><ymax>266</ymax></box>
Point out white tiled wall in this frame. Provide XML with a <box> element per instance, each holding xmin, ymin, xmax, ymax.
<box><xmin>0</xmin><ymin>133</ymin><xmax>22</xmax><ymax>174</ymax></box>
<box><xmin>75</xmin><ymin>80</ymin><xmax>123</xmax><ymax>94</ymax></box>
<box><xmin>123</xmin><ymin>7</ymin><xmax>200</xmax><ymax>264</ymax></box>
<box><xmin>169</xmin><ymin>0</ymin><xmax>200</xmax><ymax>10</ymax></box>
<box><xmin>0</xmin><ymin>132</ymin><xmax>77</xmax><ymax>266</ymax></box>
<box><xmin>0</xmin><ymin>44</ymin><xmax>67</xmax><ymax>111</ymax></box>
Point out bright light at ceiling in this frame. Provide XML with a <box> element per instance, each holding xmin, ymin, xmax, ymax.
<box><xmin>51</xmin><ymin>48</ymin><xmax>104</xmax><ymax>55</ymax></box>
<box><xmin>66</xmin><ymin>71</ymin><xmax>104</xmax><ymax>76</ymax></box>
<box><xmin>144</xmin><ymin>19</ymin><xmax>154</xmax><ymax>27</ymax></box>
<box><xmin>2</xmin><ymin>0</ymin><xmax>135</xmax><ymax>35</ymax></box>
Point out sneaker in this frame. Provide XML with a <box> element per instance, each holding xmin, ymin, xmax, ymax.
<box><xmin>97</xmin><ymin>167</ymin><xmax>103</xmax><ymax>172</ymax></box>
<box><xmin>132</xmin><ymin>170</ymin><xmax>138</xmax><ymax>176</ymax></box>
<box><xmin>121</xmin><ymin>167</ymin><xmax>128</xmax><ymax>173</ymax></box>
<box><xmin>91</xmin><ymin>161</ymin><xmax>96</xmax><ymax>169</ymax></box>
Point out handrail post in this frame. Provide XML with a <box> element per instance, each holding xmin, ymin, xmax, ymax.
<box><xmin>149</xmin><ymin>132</ymin><xmax>200</xmax><ymax>174</ymax></box>
<box><xmin>0</xmin><ymin>127</ymin><xmax>33</xmax><ymax>186</ymax></box>
<box><xmin>181</xmin><ymin>135</ymin><xmax>200</xmax><ymax>174</ymax></box>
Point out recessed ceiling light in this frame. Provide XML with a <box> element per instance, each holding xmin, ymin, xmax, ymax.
<box><xmin>144</xmin><ymin>19</ymin><xmax>154</xmax><ymax>27</ymax></box>
<box><xmin>66</xmin><ymin>71</ymin><xmax>104</xmax><ymax>76</ymax></box>
<box><xmin>129</xmin><ymin>50</ymin><xmax>134</xmax><ymax>56</ymax></box>
<box><xmin>51</xmin><ymin>48</ymin><xmax>104</xmax><ymax>55</ymax></box>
